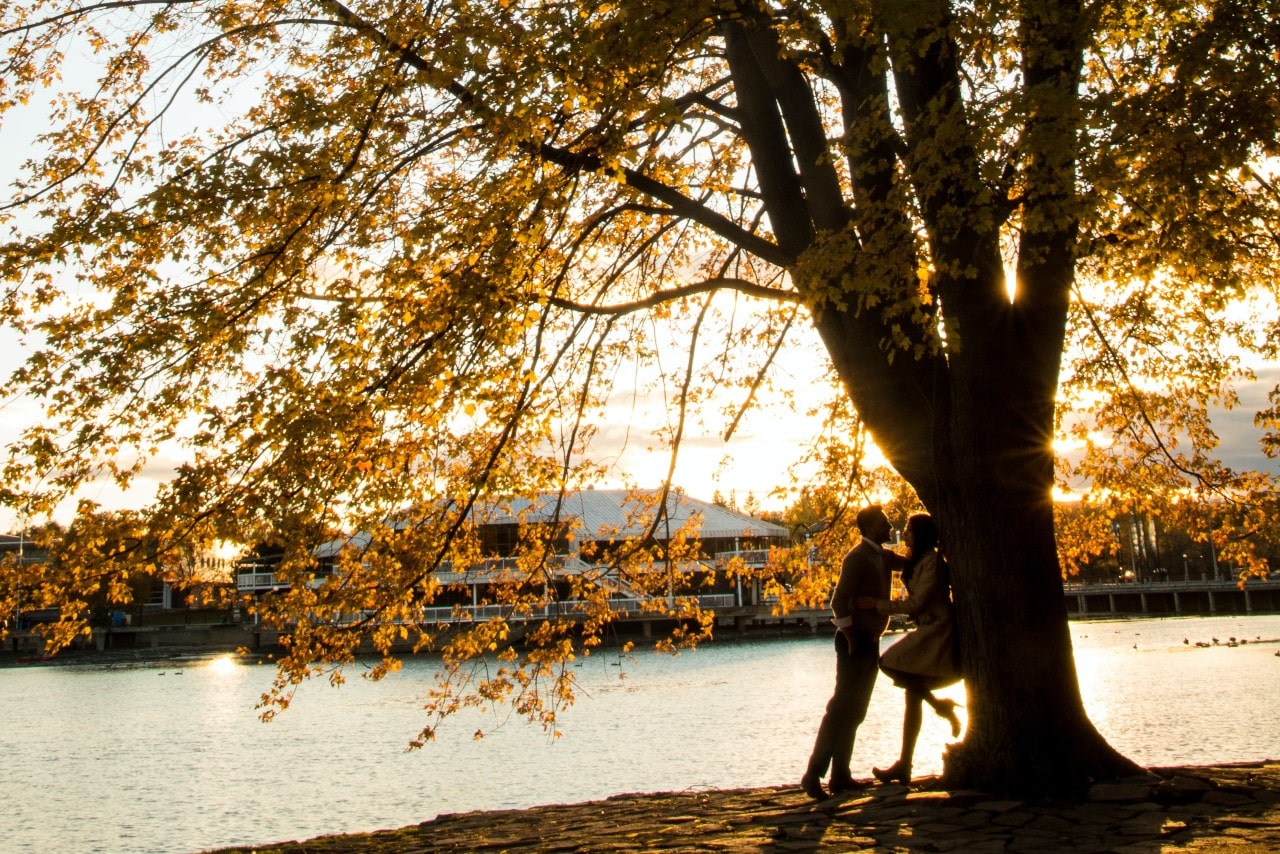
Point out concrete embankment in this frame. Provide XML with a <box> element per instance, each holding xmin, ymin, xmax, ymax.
<box><xmin>209</xmin><ymin>761</ymin><xmax>1280</xmax><ymax>853</ymax></box>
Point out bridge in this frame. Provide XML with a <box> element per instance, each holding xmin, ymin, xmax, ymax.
<box><xmin>1064</xmin><ymin>578</ymin><xmax>1280</xmax><ymax>617</ymax></box>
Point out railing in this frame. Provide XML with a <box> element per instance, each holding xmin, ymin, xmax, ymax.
<box><xmin>1064</xmin><ymin>578</ymin><xmax>1271</xmax><ymax>593</ymax></box>
<box><xmin>416</xmin><ymin>594</ymin><xmax>737</xmax><ymax>624</ymax></box>
<box><xmin>1063</xmin><ymin>575</ymin><xmax>1279</xmax><ymax>617</ymax></box>
<box><xmin>236</xmin><ymin>572</ymin><xmax>335</xmax><ymax>591</ymax></box>
<box><xmin>237</xmin><ymin>572</ymin><xmax>286</xmax><ymax>591</ymax></box>
<box><xmin>714</xmin><ymin>547</ymin><xmax>814</xmax><ymax>567</ymax></box>
<box><xmin>237</xmin><ymin>554</ymin><xmax>748</xmax><ymax>593</ymax></box>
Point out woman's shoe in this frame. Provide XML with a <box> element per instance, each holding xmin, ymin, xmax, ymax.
<box><xmin>935</xmin><ymin>699</ymin><xmax>963</xmax><ymax>738</ymax></box>
<box><xmin>872</xmin><ymin>762</ymin><xmax>911</xmax><ymax>785</ymax></box>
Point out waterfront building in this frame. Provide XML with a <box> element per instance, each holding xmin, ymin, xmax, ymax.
<box><xmin>234</xmin><ymin>488</ymin><xmax>794</xmax><ymax>618</ymax></box>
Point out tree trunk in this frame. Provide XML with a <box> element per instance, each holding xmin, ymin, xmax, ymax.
<box><xmin>922</xmin><ymin>287</ymin><xmax>1139</xmax><ymax>794</ymax></box>
<box><xmin>934</xmin><ymin>463</ymin><xmax>1140</xmax><ymax>794</ymax></box>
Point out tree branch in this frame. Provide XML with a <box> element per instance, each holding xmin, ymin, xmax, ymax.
<box><xmin>544</xmin><ymin>277</ymin><xmax>798</xmax><ymax>316</ymax></box>
<box><xmin>320</xmin><ymin>2</ymin><xmax>792</xmax><ymax>269</ymax></box>
<box><xmin>535</xmin><ymin>141</ymin><xmax>792</xmax><ymax>267</ymax></box>
<box><xmin>742</xmin><ymin>18</ymin><xmax>848</xmax><ymax>232</ymax></box>
<box><xmin>721</xmin><ymin>19</ymin><xmax>813</xmax><ymax>258</ymax></box>
<box><xmin>1074</xmin><ymin>285</ymin><xmax>1236</xmax><ymax>499</ymax></box>
<box><xmin>723</xmin><ymin>305</ymin><xmax>798</xmax><ymax>441</ymax></box>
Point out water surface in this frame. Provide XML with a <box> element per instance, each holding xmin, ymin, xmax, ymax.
<box><xmin>2</xmin><ymin>614</ymin><xmax>1278</xmax><ymax>853</ymax></box>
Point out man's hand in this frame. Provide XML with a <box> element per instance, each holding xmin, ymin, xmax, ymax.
<box><xmin>838</xmin><ymin>627</ymin><xmax>856</xmax><ymax>653</ymax></box>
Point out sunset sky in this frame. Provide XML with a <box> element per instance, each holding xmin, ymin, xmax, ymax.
<box><xmin>2</xmin><ymin>43</ymin><xmax>1277</xmax><ymax>532</ymax></box>
<box><xmin>3</xmin><ymin>309</ymin><xmax>1276</xmax><ymax>530</ymax></box>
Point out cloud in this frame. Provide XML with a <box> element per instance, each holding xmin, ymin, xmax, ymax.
<box><xmin>1211</xmin><ymin>365</ymin><xmax>1280</xmax><ymax>476</ymax></box>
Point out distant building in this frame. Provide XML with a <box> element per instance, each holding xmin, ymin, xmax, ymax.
<box><xmin>235</xmin><ymin>489</ymin><xmax>793</xmax><ymax>615</ymax></box>
<box><xmin>2</xmin><ymin>533</ymin><xmax>231</xmax><ymax>620</ymax></box>
<box><xmin>0</xmin><ymin>533</ymin><xmax>48</xmax><ymax>564</ymax></box>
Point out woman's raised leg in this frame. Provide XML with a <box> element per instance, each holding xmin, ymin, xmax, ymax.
<box><xmin>923</xmin><ymin>690</ymin><xmax>963</xmax><ymax>738</ymax></box>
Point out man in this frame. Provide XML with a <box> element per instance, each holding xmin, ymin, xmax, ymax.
<box><xmin>801</xmin><ymin>504</ymin><xmax>903</xmax><ymax>799</ymax></box>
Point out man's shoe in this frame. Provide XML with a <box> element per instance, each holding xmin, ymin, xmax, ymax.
<box><xmin>828</xmin><ymin>777</ymin><xmax>869</xmax><ymax>795</ymax></box>
<box><xmin>800</xmin><ymin>773</ymin><xmax>827</xmax><ymax>800</ymax></box>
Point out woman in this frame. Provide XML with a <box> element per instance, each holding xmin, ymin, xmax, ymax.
<box><xmin>857</xmin><ymin>513</ymin><xmax>961</xmax><ymax>785</ymax></box>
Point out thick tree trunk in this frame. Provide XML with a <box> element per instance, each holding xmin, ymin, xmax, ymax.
<box><xmin>923</xmin><ymin>284</ymin><xmax>1139</xmax><ymax>794</ymax></box>
<box><xmin>934</xmin><ymin>470</ymin><xmax>1140</xmax><ymax>794</ymax></box>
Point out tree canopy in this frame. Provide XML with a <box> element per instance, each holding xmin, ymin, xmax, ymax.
<box><xmin>2</xmin><ymin>0</ymin><xmax>1278</xmax><ymax>794</ymax></box>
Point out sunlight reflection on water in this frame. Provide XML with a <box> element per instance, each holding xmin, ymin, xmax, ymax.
<box><xmin>1</xmin><ymin>614</ymin><xmax>1278</xmax><ymax>853</ymax></box>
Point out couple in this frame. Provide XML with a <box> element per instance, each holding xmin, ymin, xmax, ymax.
<box><xmin>801</xmin><ymin>506</ymin><xmax>961</xmax><ymax>799</ymax></box>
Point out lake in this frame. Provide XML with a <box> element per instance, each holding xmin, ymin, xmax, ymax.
<box><xmin>2</xmin><ymin>613</ymin><xmax>1279</xmax><ymax>853</ymax></box>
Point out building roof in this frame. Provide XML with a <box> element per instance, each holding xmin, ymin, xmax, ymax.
<box><xmin>308</xmin><ymin>489</ymin><xmax>789</xmax><ymax>562</ymax></box>
<box><xmin>477</xmin><ymin>488</ymin><xmax>790</xmax><ymax>542</ymax></box>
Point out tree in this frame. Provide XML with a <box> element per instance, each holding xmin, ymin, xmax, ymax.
<box><xmin>2</xmin><ymin>1</ymin><xmax>1278</xmax><ymax>794</ymax></box>
<box><xmin>1054</xmin><ymin>253</ymin><xmax>1280</xmax><ymax>581</ymax></box>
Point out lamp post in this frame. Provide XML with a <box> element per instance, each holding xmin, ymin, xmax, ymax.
<box><xmin>1128</xmin><ymin>517</ymin><xmax>1140</xmax><ymax>582</ymax></box>
<box><xmin>1111</xmin><ymin>520</ymin><xmax>1124</xmax><ymax>582</ymax></box>
<box><xmin>1182</xmin><ymin>553</ymin><xmax>1189</xmax><ymax>582</ymax></box>
<box><xmin>15</xmin><ymin>526</ymin><xmax>24</xmax><ymax>648</ymax></box>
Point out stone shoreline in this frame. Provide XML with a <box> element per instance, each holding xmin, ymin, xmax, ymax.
<box><xmin>210</xmin><ymin>761</ymin><xmax>1280</xmax><ymax>852</ymax></box>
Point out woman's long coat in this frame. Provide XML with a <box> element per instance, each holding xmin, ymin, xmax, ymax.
<box><xmin>877</xmin><ymin>551</ymin><xmax>961</xmax><ymax>687</ymax></box>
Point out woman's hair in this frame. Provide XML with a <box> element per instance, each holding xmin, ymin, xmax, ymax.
<box><xmin>903</xmin><ymin>513</ymin><xmax>940</xmax><ymax>585</ymax></box>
